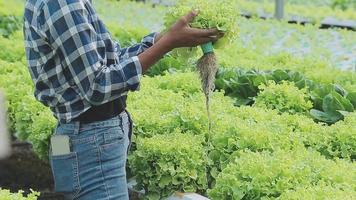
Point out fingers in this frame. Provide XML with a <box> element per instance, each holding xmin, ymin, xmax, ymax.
<box><xmin>182</xmin><ymin>10</ymin><xmax>199</xmax><ymax>24</ymax></box>
<box><xmin>192</xmin><ymin>36</ymin><xmax>219</xmax><ymax>46</ymax></box>
<box><xmin>218</xmin><ymin>31</ymin><xmax>225</xmax><ymax>38</ymax></box>
<box><xmin>208</xmin><ymin>35</ymin><xmax>220</xmax><ymax>43</ymax></box>
<box><xmin>190</xmin><ymin>28</ymin><xmax>221</xmax><ymax>37</ymax></box>
<box><xmin>194</xmin><ymin>31</ymin><xmax>226</xmax><ymax>45</ymax></box>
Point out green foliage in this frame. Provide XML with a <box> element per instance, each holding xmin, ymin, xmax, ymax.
<box><xmin>151</xmin><ymin>72</ymin><xmax>202</xmax><ymax>94</ymax></box>
<box><xmin>0</xmin><ymin>0</ymin><xmax>25</xmax><ymax>17</ymax></box>
<box><xmin>0</xmin><ymin>60</ymin><xmax>55</xmax><ymax>160</ymax></box>
<box><xmin>127</xmin><ymin>73</ymin><xmax>355</xmax><ymax>200</ymax></box>
<box><xmin>106</xmin><ymin>23</ymin><xmax>187</xmax><ymax>77</ymax></box>
<box><xmin>310</xmin><ymin>85</ymin><xmax>355</xmax><ymax>124</ymax></box>
<box><xmin>0</xmin><ymin>0</ymin><xmax>24</xmax><ymax>37</ymax></box>
<box><xmin>14</xmin><ymin>95</ymin><xmax>48</xmax><ymax>140</ymax></box>
<box><xmin>208</xmin><ymin>148</ymin><xmax>355</xmax><ymax>200</ymax></box>
<box><xmin>129</xmin><ymin>131</ymin><xmax>208</xmax><ymax>199</ymax></box>
<box><xmin>216</xmin><ymin>68</ymin><xmax>356</xmax><ymax>123</ymax></box>
<box><xmin>0</xmin><ymin>61</ymin><xmax>33</xmax><ymax>131</ymax></box>
<box><xmin>93</xmin><ymin>0</ymin><xmax>166</xmax><ymax>31</ymax></box>
<box><xmin>209</xmin><ymin>105</ymin><xmax>356</xmax><ymax>178</ymax></box>
<box><xmin>130</xmin><ymin>73</ymin><xmax>355</xmax><ymax>162</ymax></box>
<box><xmin>0</xmin><ymin>31</ymin><xmax>25</xmax><ymax>62</ymax></box>
<box><xmin>215</xmin><ymin>68</ymin><xmax>310</xmax><ymax>106</ymax></box>
<box><xmin>0</xmin><ymin>0</ymin><xmax>355</xmax><ymax>198</ymax></box>
<box><xmin>28</xmin><ymin>108</ymin><xmax>56</xmax><ymax>161</ymax></box>
<box><xmin>128</xmin><ymin>86</ymin><xmax>185</xmax><ymax>138</ymax></box>
<box><xmin>107</xmin><ymin>23</ymin><xmax>149</xmax><ymax>47</ymax></box>
<box><xmin>332</xmin><ymin>0</ymin><xmax>356</xmax><ymax>10</ymax></box>
<box><xmin>164</xmin><ymin>0</ymin><xmax>239</xmax><ymax>53</ymax></box>
<box><xmin>145</xmin><ymin>55</ymin><xmax>186</xmax><ymax>77</ymax></box>
<box><xmin>254</xmin><ymin>81</ymin><xmax>313</xmax><ymax>115</ymax></box>
<box><xmin>279</xmin><ymin>184</ymin><xmax>356</xmax><ymax>200</ymax></box>
<box><xmin>128</xmin><ymin>72</ymin><xmax>206</xmax><ymax>139</ymax></box>
<box><xmin>253</xmin><ymin>0</ymin><xmax>356</xmax><ymax>10</ymax></box>
<box><xmin>325</xmin><ymin>112</ymin><xmax>356</xmax><ymax>160</ymax></box>
<box><xmin>0</xmin><ymin>15</ymin><xmax>22</xmax><ymax>37</ymax></box>
<box><xmin>233</xmin><ymin>0</ymin><xmax>356</xmax><ymax>23</ymax></box>
<box><xmin>217</xmin><ymin>22</ymin><xmax>356</xmax><ymax>83</ymax></box>
<box><xmin>0</xmin><ymin>189</ymin><xmax>39</xmax><ymax>200</ymax></box>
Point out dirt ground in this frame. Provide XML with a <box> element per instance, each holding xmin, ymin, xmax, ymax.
<box><xmin>0</xmin><ymin>140</ymin><xmax>139</xmax><ymax>200</ymax></box>
<box><xmin>0</xmin><ymin>141</ymin><xmax>64</xmax><ymax>199</ymax></box>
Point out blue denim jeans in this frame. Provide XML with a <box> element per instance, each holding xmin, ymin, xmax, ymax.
<box><xmin>49</xmin><ymin>111</ymin><xmax>132</xmax><ymax>200</ymax></box>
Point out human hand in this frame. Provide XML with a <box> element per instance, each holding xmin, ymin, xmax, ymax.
<box><xmin>161</xmin><ymin>10</ymin><xmax>224</xmax><ymax>50</ymax></box>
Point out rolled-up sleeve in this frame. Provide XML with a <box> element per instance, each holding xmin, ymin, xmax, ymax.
<box><xmin>117</xmin><ymin>32</ymin><xmax>158</xmax><ymax>60</ymax></box>
<box><xmin>39</xmin><ymin>0</ymin><xmax>142</xmax><ymax>106</ymax></box>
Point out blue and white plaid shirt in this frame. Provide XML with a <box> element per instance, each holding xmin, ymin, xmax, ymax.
<box><xmin>24</xmin><ymin>0</ymin><xmax>157</xmax><ymax>123</ymax></box>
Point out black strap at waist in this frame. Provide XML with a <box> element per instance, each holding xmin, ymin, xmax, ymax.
<box><xmin>73</xmin><ymin>96</ymin><xmax>127</xmax><ymax>124</ymax></box>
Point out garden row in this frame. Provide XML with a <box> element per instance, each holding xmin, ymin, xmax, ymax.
<box><xmin>0</xmin><ymin>20</ymin><xmax>356</xmax><ymax>199</ymax></box>
<box><xmin>1</xmin><ymin>0</ymin><xmax>355</xmax><ymax>71</ymax></box>
<box><xmin>139</xmin><ymin>0</ymin><xmax>356</xmax><ymax>28</ymax></box>
<box><xmin>0</xmin><ymin>189</ymin><xmax>40</xmax><ymax>200</ymax></box>
<box><xmin>1</xmin><ymin>58</ymin><xmax>355</xmax><ymax>199</ymax></box>
<box><xmin>231</xmin><ymin>17</ymin><xmax>356</xmax><ymax>71</ymax></box>
<box><xmin>1</xmin><ymin>37</ymin><xmax>355</xmax><ymax>197</ymax></box>
<box><xmin>232</xmin><ymin>0</ymin><xmax>356</xmax><ymax>28</ymax></box>
<box><xmin>0</xmin><ymin>0</ymin><xmax>355</xmax><ymax>199</ymax></box>
<box><xmin>215</xmin><ymin>68</ymin><xmax>356</xmax><ymax>124</ymax></box>
<box><xmin>146</xmin><ymin>0</ymin><xmax>356</xmax><ymax>10</ymax></box>
<box><xmin>250</xmin><ymin>0</ymin><xmax>356</xmax><ymax>9</ymax></box>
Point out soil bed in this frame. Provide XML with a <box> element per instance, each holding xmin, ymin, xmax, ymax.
<box><xmin>0</xmin><ymin>140</ymin><xmax>140</xmax><ymax>199</ymax></box>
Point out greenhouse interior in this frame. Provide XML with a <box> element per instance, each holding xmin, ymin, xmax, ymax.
<box><xmin>0</xmin><ymin>0</ymin><xmax>355</xmax><ymax>199</ymax></box>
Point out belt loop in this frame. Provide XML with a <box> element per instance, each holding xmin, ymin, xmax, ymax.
<box><xmin>125</xmin><ymin>109</ymin><xmax>133</xmax><ymax>148</ymax></box>
<box><xmin>74</xmin><ymin>121</ymin><xmax>80</xmax><ymax>135</ymax></box>
<box><xmin>119</xmin><ymin>114</ymin><xmax>124</xmax><ymax>131</ymax></box>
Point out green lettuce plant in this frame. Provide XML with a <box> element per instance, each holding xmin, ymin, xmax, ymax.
<box><xmin>254</xmin><ymin>81</ymin><xmax>313</xmax><ymax>115</ymax></box>
<box><xmin>279</xmin><ymin>184</ymin><xmax>356</xmax><ymax>200</ymax></box>
<box><xmin>0</xmin><ymin>189</ymin><xmax>40</xmax><ymax>200</ymax></box>
<box><xmin>216</xmin><ymin>68</ymin><xmax>356</xmax><ymax>124</ymax></box>
<box><xmin>164</xmin><ymin>0</ymin><xmax>239</xmax><ymax>55</ymax></box>
<box><xmin>208</xmin><ymin>148</ymin><xmax>355</xmax><ymax>200</ymax></box>
<box><xmin>129</xmin><ymin>131</ymin><xmax>208</xmax><ymax>199</ymax></box>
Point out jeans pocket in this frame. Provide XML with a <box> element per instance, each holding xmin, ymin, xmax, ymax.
<box><xmin>101</xmin><ymin>125</ymin><xmax>125</xmax><ymax>148</ymax></box>
<box><xmin>50</xmin><ymin>152</ymin><xmax>80</xmax><ymax>194</ymax></box>
<box><xmin>100</xmin><ymin>126</ymin><xmax>127</xmax><ymax>166</ymax></box>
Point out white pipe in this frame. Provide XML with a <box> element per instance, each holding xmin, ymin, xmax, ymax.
<box><xmin>0</xmin><ymin>92</ymin><xmax>11</xmax><ymax>159</ymax></box>
<box><xmin>275</xmin><ymin>0</ymin><xmax>284</xmax><ymax>20</ymax></box>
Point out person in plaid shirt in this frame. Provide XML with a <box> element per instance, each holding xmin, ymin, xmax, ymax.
<box><xmin>24</xmin><ymin>0</ymin><xmax>221</xmax><ymax>199</ymax></box>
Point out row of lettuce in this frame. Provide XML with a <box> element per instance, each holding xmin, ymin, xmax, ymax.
<box><xmin>0</xmin><ymin>1</ymin><xmax>355</xmax><ymax>200</ymax></box>
<box><xmin>0</xmin><ymin>189</ymin><xmax>39</xmax><ymax>200</ymax></box>
<box><xmin>1</xmin><ymin>32</ymin><xmax>355</xmax><ymax>199</ymax></box>
<box><xmin>215</xmin><ymin>68</ymin><xmax>356</xmax><ymax>124</ymax></box>
<box><xmin>1</xmin><ymin>0</ymin><xmax>356</xmax><ymax>41</ymax></box>
<box><xmin>129</xmin><ymin>0</ymin><xmax>356</xmax><ymax>23</ymax></box>
<box><xmin>1</xmin><ymin>59</ymin><xmax>355</xmax><ymax>199</ymax></box>
<box><xmin>250</xmin><ymin>0</ymin><xmax>356</xmax><ymax>10</ymax></box>
<box><xmin>232</xmin><ymin>0</ymin><xmax>356</xmax><ymax>23</ymax></box>
<box><xmin>1</xmin><ymin>0</ymin><xmax>355</xmax><ymax>72</ymax></box>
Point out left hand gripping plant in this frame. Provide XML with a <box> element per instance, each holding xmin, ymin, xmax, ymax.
<box><xmin>164</xmin><ymin>0</ymin><xmax>239</xmax><ymax>132</ymax></box>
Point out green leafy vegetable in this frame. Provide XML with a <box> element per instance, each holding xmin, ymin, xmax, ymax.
<box><xmin>254</xmin><ymin>81</ymin><xmax>313</xmax><ymax>115</ymax></box>
<box><xmin>0</xmin><ymin>189</ymin><xmax>40</xmax><ymax>200</ymax></box>
<box><xmin>164</xmin><ymin>0</ymin><xmax>239</xmax><ymax>51</ymax></box>
<box><xmin>129</xmin><ymin>131</ymin><xmax>208</xmax><ymax>199</ymax></box>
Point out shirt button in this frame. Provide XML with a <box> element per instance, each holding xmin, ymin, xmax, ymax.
<box><xmin>69</xmin><ymin>79</ymin><xmax>75</xmax><ymax>86</ymax></box>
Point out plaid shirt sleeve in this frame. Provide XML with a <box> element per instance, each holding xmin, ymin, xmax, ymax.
<box><xmin>38</xmin><ymin>0</ymin><xmax>149</xmax><ymax>106</ymax></box>
<box><xmin>117</xmin><ymin>32</ymin><xmax>157</xmax><ymax>60</ymax></box>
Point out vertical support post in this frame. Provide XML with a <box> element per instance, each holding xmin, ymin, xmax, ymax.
<box><xmin>0</xmin><ymin>92</ymin><xmax>10</xmax><ymax>159</ymax></box>
<box><xmin>275</xmin><ymin>0</ymin><xmax>284</xmax><ymax>20</ymax></box>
